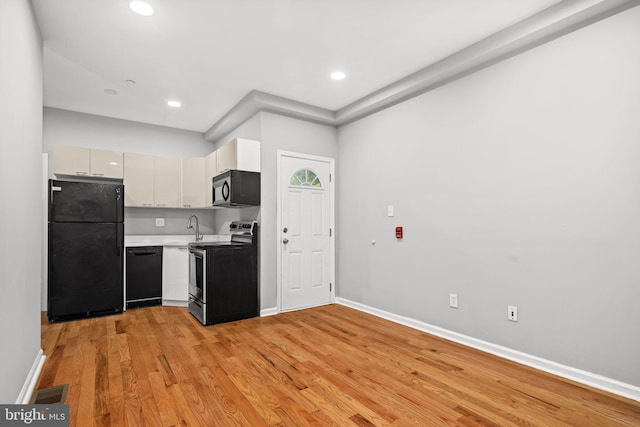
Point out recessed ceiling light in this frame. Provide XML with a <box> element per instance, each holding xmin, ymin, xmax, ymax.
<box><xmin>129</xmin><ymin>1</ymin><xmax>154</xmax><ymax>16</ymax></box>
<box><xmin>330</xmin><ymin>71</ymin><xmax>346</xmax><ymax>81</ymax></box>
<box><xmin>167</xmin><ymin>100</ymin><xmax>182</xmax><ymax>108</ymax></box>
<box><xmin>104</xmin><ymin>89</ymin><xmax>118</xmax><ymax>95</ymax></box>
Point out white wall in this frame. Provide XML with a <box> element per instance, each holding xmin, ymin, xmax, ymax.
<box><xmin>337</xmin><ymin>6</ymin><xmax>640</xmax><ymax>387</ymax></box>
<box><xmin>0</xmin><ymin>0</ymin><xmax>44</xmax><ymax>403</ymax></box>
<box><xmin>214</xmin><ymin>112</ymin><xmax>338</xmax><ymax>310</ymax></box>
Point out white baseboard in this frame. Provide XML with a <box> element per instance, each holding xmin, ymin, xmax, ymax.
<box><xmin>162</xmin><ymin>300</ymin><xmax>188</xmax><ymax>307</ymax></box>
<box><xmin>335</xmin><ymin>297</ymin><xmax>640</xmax><ymax>403</ymax></box>
<box><xmin>260</xmin><ymin>307</ymin><xmax>278</xmax><ymax>317</ymax></box>
<box><xmin>16</xmin><ymin>349</ymin><xmax>46</xmax><ymax>404</ymax></box>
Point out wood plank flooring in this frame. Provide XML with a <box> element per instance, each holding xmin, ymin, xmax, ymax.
<box><xmin>37</xmin><ymin>305</ymin><xmax>640</xmax><ymax>426</ymax></box>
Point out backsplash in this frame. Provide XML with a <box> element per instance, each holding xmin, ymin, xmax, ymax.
<box><xmin>124</xmin><ymin>206</ymin><xmax>260</xmax><ymax>235</ymax></box>
<box><xmin>213</xmin><ymin>206</ymin><xmax>260</xmax><ymax>234</ymax></box>
<box><xmin>124</xmin><ymin>207</ymin><xmax>217</xmax><ymax>235</ymax></box>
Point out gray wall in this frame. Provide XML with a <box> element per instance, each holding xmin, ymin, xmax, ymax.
<box><xmin>43</xmin><ymin>107</ymin><xmax>213</xmax><ymax>158</ymax></box>
<box><xmin>43</xmin><ymin>107</ymin><xmax>216</xmax><ymax>235</ymax></box>
<box><xmin>337</xmin><ymin>6</ymin><xmax>640</xmax><ymax>387</ymax></box>
<box><xmin>215</xmin><ymin>112</ymin><xmax>338</xmax><ymax>310</ymax></box>
<box><xmin>124</xmin><ymin>207</ymin><xmax>216</xmax><ymax>236</ymax></box>
<box><xmin>0</xmin><ymin>0</ymin><xmax>43</xmax><ymax>403</ymax></box>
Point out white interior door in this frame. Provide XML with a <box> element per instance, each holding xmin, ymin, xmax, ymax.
<box><xmin>279</xmin><ymin>151</ymin><xmax>334</xmax><ymax>312</ymax></box>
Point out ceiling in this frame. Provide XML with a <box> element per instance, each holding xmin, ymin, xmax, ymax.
<box><xmin>33</xmin><ymin>0</ymin><xmax>563</xmax><ymax>133</ymax></box>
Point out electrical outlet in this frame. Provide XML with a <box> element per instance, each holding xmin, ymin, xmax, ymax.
<box><xmin>508</xmin><ymin>305</ymin><xmax>518</xmax><ymax>322</ymax></box>
<box><xmin>449</xmin><ymin>293</ymin><xmax>458</xmax><ymax>309</ymax></box>
<box><xmin>155</xmin><ymin>218</ymin><xmax>165</xmax><ymax>227</ymax></box>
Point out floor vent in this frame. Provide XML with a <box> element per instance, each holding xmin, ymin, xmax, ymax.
<box><xmin>30</xmin><ymin>384</ymin><xmax>68</xmax><ymax>404</ymax></box>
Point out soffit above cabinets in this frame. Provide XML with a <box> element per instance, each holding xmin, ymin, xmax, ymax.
<box><xmin>32</xmin><ymin>0</ymin><xmax>639</xmax><ymax>137</ymax></box>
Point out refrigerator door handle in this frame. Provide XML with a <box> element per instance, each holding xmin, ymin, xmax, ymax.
<box><xmin>115</xmin><ymin>187</ymin><xmax>122</xmax><ymax>222</ymax></box>
<box><xmin>116</xmin><ymin>224</ymin><xmax>121</xmax><ymax>257</ymax></box>
<box><xmin>50</xmin><ymin>185</ymin><xmax>62</xmax><ymax>203</ymax></box>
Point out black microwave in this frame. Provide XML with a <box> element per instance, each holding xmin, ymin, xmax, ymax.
<box><xmin>212</xmin><ymin>170</ymin><xmax>260</xmax><ymax>207</ymax></box>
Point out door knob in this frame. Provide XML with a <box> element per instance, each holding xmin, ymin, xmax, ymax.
<box><xmin>283</xmin><ymin>238</ymin><xmax>289</xmax><ymax>244</ymax></box>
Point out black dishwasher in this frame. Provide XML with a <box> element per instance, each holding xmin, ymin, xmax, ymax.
<box><xmin>126</xmin><ymin>246</ymin><xmax>162</xmax><ymax>309</ymax></box>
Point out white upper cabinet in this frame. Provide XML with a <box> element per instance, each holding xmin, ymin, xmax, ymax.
<box><xmin>123</xmin><ymin>153</ymin><xmax>154</xmax><ymax>207</ymax></box>
<box><xmin>54</xmin><ymin>139</ymin><xmax>260</xmax><ymax>209</ymax></box>
<box><xmin>124</xmin><ymin>154</ymin><xmax>181</xmax><ymax>208</ymax></box>
<box><xmin>90</xmin><ymin>149</ymin><xmax>123</xmax><ymax>179</ymax></box>
<box><xmin>153</xmin><ymin>156</ymin><xmax>182</xmax><ymax>208</ymax></box>
<box><xmin>204</xmin><ymin>150</ymin><xmax>217</xmax><ymax>207</ymax></box>
<box><xmin>182</xmin><ymin>157</ymin><xmax>205</xmax><ymax>208</ymax></box>
<box><xmin>216</xmin><ymin>138</ymin><xmax>260</xmax><ymax>173</ymax></box>
<box><xmin>53</xmin><ymin>145</ymin><xmax>90</xmax><ymax>176</ymax></box>
<box><xmin>53</xmin><ymin>145</ymin><xmax>123</xmax><ymax>179</ymax></box>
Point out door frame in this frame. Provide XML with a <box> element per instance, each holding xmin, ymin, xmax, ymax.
<box><xmin>276</xmin><ymin>150</ymin><xmax>336</xmax><ymax>313</ymax></box>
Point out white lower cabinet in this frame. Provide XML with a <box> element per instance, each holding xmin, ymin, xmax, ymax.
<box><xmin>162</xmin><ymin>246</ymin><xmax>189</xmax><ymax>305</ymax></box>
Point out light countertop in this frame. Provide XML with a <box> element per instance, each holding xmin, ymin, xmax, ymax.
<box><xmin>124</xmin><ymin>234</ymin><xmax>230</xmax><ymax>247</ymax></box>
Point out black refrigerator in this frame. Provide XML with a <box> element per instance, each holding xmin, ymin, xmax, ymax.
<box><xmin>48</xmin><ymin>180</ymin><xmax>124</xmax><ymax>322</ymax></box>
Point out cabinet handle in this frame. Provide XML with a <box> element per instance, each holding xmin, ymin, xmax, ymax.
<box><xmin>92</xmin><ymin>173</ymin><xmax>104</xmax><ymax>176</ymax></box>
<box><xmin>183</xmin><ymin>204</ymin><xmax>191</xmax><ymax>208</ymax></box>
<box><xmin>156</xmin><ymin>203</ymin><xmax>166</xmax><ymax>207</ymax></box>
<box><xmin>75</xmin><ymin>171</ymin><xmax>88</xmax><ymax>175</ymax></box>
<box><xmin>142</xmin><ymin>203</ymin><xmax>153</xmax><ymax>207</ymax></box>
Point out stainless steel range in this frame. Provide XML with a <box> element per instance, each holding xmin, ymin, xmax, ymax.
<box><xmin>188</xmin><ymin>221</ymin><xmax>258</xmax><ymax>325</ymax></box>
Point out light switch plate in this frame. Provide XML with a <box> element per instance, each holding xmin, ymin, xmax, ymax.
<box><xmin>155</xmin><ymin>218</ymin><xmax>165</xmax><ymax>227</ymax></box>
<box><xmin>387</xmin><ymin>205</ymin><xmax>394</xmax><ymax>217</ymax></box>
<box><xmin>449</xmin><ymin>294</ymin><xmax>458</xmax><ymax>308</ymax></box>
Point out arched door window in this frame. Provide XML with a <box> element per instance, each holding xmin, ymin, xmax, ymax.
<box><xmin>289</xmin><ymin>168</ymin><xmax>323</xmax><ymax>188</ymax></box>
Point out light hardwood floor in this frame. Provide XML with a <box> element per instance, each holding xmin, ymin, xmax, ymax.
<box><xmin>37</xmin><ymin>304</ymin><xmax>640</xmax><ymax>426</ymax></box>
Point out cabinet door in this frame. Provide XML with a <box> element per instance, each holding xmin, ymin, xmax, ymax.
<box><xmin>182</xmin><ymin>157</ymin><xmax>205</xmax><ymax>208</ymax></box>
<box><xmin>235</xmin><ymin>138</ymin><xmax>261</xmax><ymax>172</ymax></box>
<box><xmin>162</xmin><ymin>246</ymin><xmax>189</xmax><ymax>303</ymax></box>
<box><xmin>123</xmin><ymin>153</ymin><xmax>154</xmax><ymax>207</ymax></box>
<box><xmin>53</xmin><ymin>145</ymin><xmax>90</xmax><ymax>176</ymax></box>
<box><xmin>216</xmin><ymin>138</ymin><xmax>261</xmax><ymax>173</ymax></box>
<box><xmin>204</xmin><ymin>151</ymin><xmax>217</xmax><ymax>207</ymax></box>
<box><xmin>154</xmin><ymin>156</ymin><xmax>181</xmax><ymax>208</ymax></box>
<box><xmin>216</xmin><ymin>139</ymin><xmax>237</xmax><ymax>174</ymax></box>
<box><xmin>90</xmin><ymin>149</ymin><xmax>123</xmax><ymax>179</ymax></box>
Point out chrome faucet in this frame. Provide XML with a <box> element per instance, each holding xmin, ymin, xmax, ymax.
<box><xmin>187</xmin><ymin>214</ymin><xmax>203</xmax><ymax>241</ymax></box>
